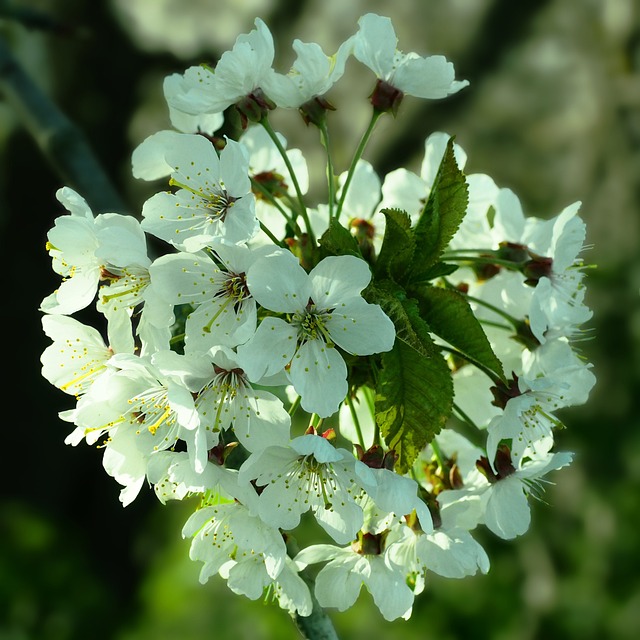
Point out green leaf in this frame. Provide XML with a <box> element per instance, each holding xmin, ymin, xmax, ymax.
<box><xmin>318</xmin><ymin>217</ymin><xmax>361</xmax><ymax>258</ymax></box>
<box><xmin>376</xmin><ymin>341</ymin><xmax>453</xmax><ymax>474</ymax></box>
<box><xmin>409</xmin><ymin>285</ymin><xmax>505</xmax><ymax>381</ymax></box>
<box><xmin>366</xmin><ymin>279</ymin><xmax>453</xmax><ymax>473</ymax></box>
<box><xmin>410</xmin><ymin>261</ymin><xmax>459</xmax><ymax>282</ymax></box>
<box><xmin>364</xmin><ymin>280</ymin><xmax>437</xmax><ymax>356</ymax></box>
<box><xmin>410</xmin><ymin>137</ymin><xmax>468</xmax><ymax>282</ymax></box>
<box><xmin>373</xmin><ymin>208</ymin><xmax>415</xmax><ymax>282</ymax></box>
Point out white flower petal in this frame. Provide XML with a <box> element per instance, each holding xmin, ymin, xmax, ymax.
<box><xmin>131</xmin><ymin>130</ymin><xmax>186</xmax><ymax>180</ymax></box>
<box><xmin>164</xmin><ymin>73</ymin><xmax>224</xmax><ymax>135</ymax></box>
<box><xmin>42</xmin><ymin>269</ymin><xmax>100</xmax><ymax>315</ymax></box>
<box><xmin>418</xmin><ymin>529</ymin><xmax>489</xmax><ymax>578</ymax></box>
<box><xmin>314</xmin><ymin>556</ymin><xmax>362</xmax><ymax>612</ymax></box>
<box><xmin>366</xmin><ymin>560</ymin><xmax>415</xmax><ymax>621</ymax></box>
<box><xmin>226</xmin><ymin>559</ymin><xmax>271</xmax><ymax>600</ymax></box>
<box><xmin>55</xmin><ymin>187</ymin><xmax>93</xmax><ymax>219</ymax></box>
<box><xmin>309</xmin><ymin>255</ymin><xmax>372</xmax><ymax>307</ymax></box>
<box><xmin>290</xmin><ymin>434</ymin><xmax>343</xmax><ymax>463</ymax></box>
<box><xmin>289</xmin><ymin>340</ymin><xmax>347</xmax><ymax>417</ymax></box>
<box><xmin>219</xmin><ymin>138</ymin><xmax>251</xmax><ymax>195</ymax></box>
<box><xmin>232</xmin><ymin>389</ymin><xmax>291</xmax><ymax>453</ymax></box>
<box><xmin>394</xmin><ymin>55</ymin><xmax>466</xmax><ymax>99</ymax></box>
<box><xmin>326</xmin><ymin>298</ymin><xmax>395</xmax><ymax>355</ymax></box>
<box><xmin>314</xmin><ymin>499</ymin><xmax>363</xmax><ymax>545</ymax></box>
<box><xmin>247</xmin><ymin>253</ymin><xmax>310</xmax><ymax>312</ymax></box>
<box><xmin>484</xmin><ymin>477</ymin><xmax>531</xmax><ymax>539</ymax></box>
<box><xmin>353</xmin><ymin>14</ymin><xmax>398</xmax><ymax>79</ymax></box>
<box><xmin>237</xmin><ymin>317</ymin><xmax>298</xmax><ymax>380</ymax></box>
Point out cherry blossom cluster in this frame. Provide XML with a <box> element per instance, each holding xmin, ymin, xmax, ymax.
<box><xmin>40</xmin><ymin>13</ymin><xmax>595</xmax><ymax>622</ymax></box>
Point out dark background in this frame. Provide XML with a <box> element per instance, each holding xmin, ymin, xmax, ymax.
<box><xmin>2</xmin><ymin>1</ymin><xmax>639</xmax><ymax>638</ymax></box>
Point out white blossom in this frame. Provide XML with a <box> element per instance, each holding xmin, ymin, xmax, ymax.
<box><xmin>266</xmin><ymin>36</ymin><xmax>354</xmax><ymax>108</ymax></box>
<box><xmin>37</xmin><ymin>12</ymin><xmax>596</xmax><ymax>623</ymax></box>
<box><xmin>353</xmin><ymin>13</ymin><xmax>468</xmax><ymax>100</ymax></box>
<box><xmin>295</xmin><ymin>538</ymin><xmax>415</xmax><ymax>621</ymax></box>
<box><xmin>149</xmin><ymin>243</ymin><xmax>267</xmax><ymax>352</ymax></box>
<box><xmin>141</xmin><ymin>134</ymin><xmax>258</xmax><ymax>250</ymax></box>
<box><xmin>238</xmin><ymin>253</ymin><xmax>395</xmax><ymax>417</ymax></box>
<box><xmin>40</xmin><ymin>314</ymin><xmax>133</xmax><ymax>397</ymax></box>
<box><xmin>42</xmin><ymin>188</ymin><xmax>150</xmax><ymax>315</ymax></box>
<box><xmin>167</xmin><ymin>18</ymin><xmax>277</xmax><ymax>117</ymax></box>
<box><xmin>438</xmin><ymin>449</ymin><xmax>573</xmax><ymax>540</ymax></box>
<box><xmin>239</xmin><ymin>433</ymin><xmax>376</xmax><ymax>544</ymax></box>
<box><xmin>183</xmin><ymin>480</ymin><xmax>288</xmax><ymax>585</ymax></box>
<box><xmin>194</xmin><ymin>346</ymin><xmax>291</xmax><ymax>460</ymax></box>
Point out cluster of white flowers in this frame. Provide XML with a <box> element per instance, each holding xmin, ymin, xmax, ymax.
<box><xmin>40</xmin><ymin>13</ymin><xmax>595</xmax><ymax>623</ymax></box>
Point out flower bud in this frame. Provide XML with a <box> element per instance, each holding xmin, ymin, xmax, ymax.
<box><xmin>522</xmin><ymin>251</ymin><xmax>553</xmax><ymax>286</ymax></box>
<box><xmin>351</xmin><ymin>531</ymin><xmax>386</xmax><ymax>555</ymax></box>
<box><xmin>252</xmin><ymin>170</ymin><xmax>289</xmax><ymax>200</ymax></box>
<box><xmin>234</xmin><ymin>88</ymin><xmax>276</xmax><ymax>128</ymax></box>
<box><xmin>350</xmin><ymin>218</ymin><xmax>377</xmax><ymax>265</ymax></box>
<box><xmin>512</xmin><ymin>318</ymin><xmax>541</xmax><ymax>351</ymax></box>
<box><xmin>299</xmin><ymin>96</ymin><xmax>336</xmax><ymax>127</ymax></box>
<box><xmin>490</xmin><ymin>374</ymin><xmax>521</xmax><ymax>410</ymax></box>
<box><xmin>496</xmin><ymin>241</ymin><xmax>529</xmax><ymax>264</ymax></box>
<box><xmin>369</xmin><ymin>79</ymin><xmax>404</xmax><ymax>115</ymax></box>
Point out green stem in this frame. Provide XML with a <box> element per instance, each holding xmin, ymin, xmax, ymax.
<box><xmin>259</xmin><ymin>117</ymin><xmax>315</xmax><ymax>246</ymax></box>
<box><xmin>439</xmin><ymin>344</ymin><xmax>502</xmax><ymax>385</ymax></box>
<box><xmin>452</xmin><ymin>402</ymin><xmax>480</xmax><ymax>432</ymax></box>
<box><xmin>455</xmin><ymin>289</ymin><xmax>521</xmax><ymax>328</ymax></box>
<box><xmin>430</xmin><ymin>438</ymin><xmax>446</xmax><ymax>470</ymax></box>
<box><xmin>479</xmin><ymin>319</ymin><xmax>514</xmax><ymax>332</ymax></box>
<box><xmin>441</xmin><ymin>254</ymin><xmax>522</xmax><ymax>270</ymax></box>
<box><xmin>259</xmin><ymin>221</ymin><xmax>287</xmax><ymax>248</ymax></box>
<box><xmin>450</xmin><ymin>403</ymin><xmax>484</xmax><ymax>447</ymax></box>
<box><xmin>169</xmin><ymin>333</ymin><xmax>185</xmax><ymax>347</ymax></box>
<box><xmin>345</xmin><ymin>393</ymin><xmax>366</xmax><ymax>450</ymax></box>
<box><xmin>288</xmin><ymin>394</ymin><xmax>302</xmax><ymax>417</ymax></box>
<box><xmin>318</xmin><ymin>121</ymin><xmax>336</xmax><ymax>218</ymax></box>
<box><xmin>250</xmin><ymin>176</ymin><xmax>300</xmax><ymax>234</ymax></box>
<box><xmin>334</xmin><ymin>109</ymin><xmax>382</xmax><ymax>221</ymax></box>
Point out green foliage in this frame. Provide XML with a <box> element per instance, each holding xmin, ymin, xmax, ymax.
<box><xmin>365</xmin><ymin>280</ymin><xmax>437</xmax><ymax>356</ymax></box>
<box><xmin>361</xmin><ymin>137</ymin><xmax>503</xmax><ymax>469</ymax></box>
<box><xmin>412</xmin><ymin>261</ymin><xmax>459</xmax><ymax>281</ymax></box>
<box><xmin>262</xmin><ymin>140</ymin><xmax>482</xmax><ymax>476</ymax></box>
<box><xmin>373</xmin><ymin>208</ymin><xmax>415</xmax><ymax>282</ymax></box>
<box><xmin>365</xmin><ymin>281</ymin><xmax>450</xmax><ymax>471</ymax></box>
<box><xmin>317</xmin><ymin>216</ymin><xmax>361</xmax><ymax>259</ymax></box>
<box><xmin>317</xmin><ymin>190</ymin><xmax>487</xmax><ymax>473</ymax></box>
<box><xmin>409</xmin><ymin>284</ymin><xmax>505</xmax><ymax>381</ymax></box>
<box><xmin>376</xmin><ymin>340</ymin><xmax>453</xmax><ymax>474</ymax></box>
<box><xmin>408</xmin><ymin>137</ymin><xmax>469</xmax><ymax>284</ymax></box>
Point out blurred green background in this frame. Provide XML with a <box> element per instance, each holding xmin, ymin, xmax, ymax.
<box><xmin>1</xmin><ymin>1</ymin><xmax>639</xmax><ymax>638</ymax></box>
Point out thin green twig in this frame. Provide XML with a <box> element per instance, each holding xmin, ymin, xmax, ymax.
<box><xmin>334</xmin><ymin>109</ymin><xmax>382</xmax><ymax>221</ymax></box>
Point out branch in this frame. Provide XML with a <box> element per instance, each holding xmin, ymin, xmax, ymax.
<box><xmin>0</xmin><ymin>35</ymin><xmax>127</xmax><ymax>213</ymax></box>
